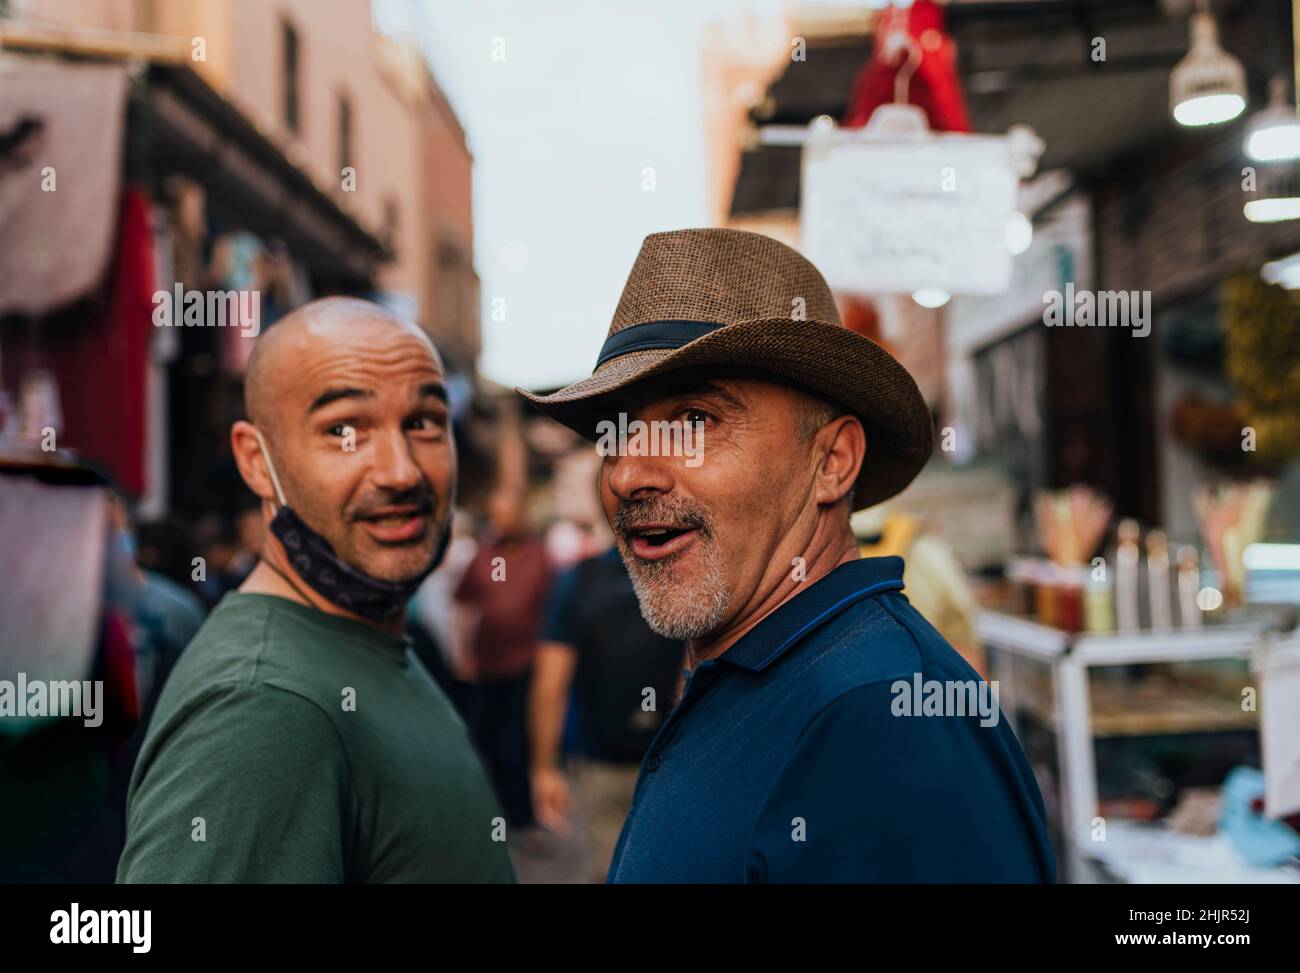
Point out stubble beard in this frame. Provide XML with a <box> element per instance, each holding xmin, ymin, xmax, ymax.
<box><xmin>614</xmin><ymin>500</ymin><xmax>730</xmax><ymax>641</ymax></box>
<box><xmin>289</xmin><ymin>471</ymin><xmax>443</xmax><ymax>584</ymax></box>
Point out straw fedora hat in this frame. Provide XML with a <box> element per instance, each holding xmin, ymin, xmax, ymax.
<box><xmin>517</xmin><ymin>228</ymin><xmax>933</xmax><ymax>509</ymax></box>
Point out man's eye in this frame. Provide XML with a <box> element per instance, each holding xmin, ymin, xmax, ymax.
<box><xmin>327</xmin><ymin>423</ymin><xmax>352</xmax><ymax>437</ymax></box>
<box><xmin>407</xmin><ymin>415</ymin><xmax>445</xmax><ymax>433</ymax></box>
<box><xmin>682</xmin><ymin>408</ymin><xmax>711</xmax><ymax>427</ymax></box>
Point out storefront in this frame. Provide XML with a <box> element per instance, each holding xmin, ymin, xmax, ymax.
<box><xmin>0</xmin><ymin>33</ymin><xmax>391</xmax><ymax>523</ymax></box>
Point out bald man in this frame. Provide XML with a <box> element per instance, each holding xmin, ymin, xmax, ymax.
<box><xmin>117</xmin><ymin>298</ymin><xmax>515</xmax><ymax>883</ymax></box>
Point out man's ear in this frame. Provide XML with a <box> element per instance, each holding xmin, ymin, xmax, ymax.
<box><xmin>231</xmin><ymin>420</ymin><xmax>277</xmax><ymax>504</ymax></box>
<box><xmin>812</xmin><ymin>414</ymin><xmax>866</xmax><ymax>508</ymax></box>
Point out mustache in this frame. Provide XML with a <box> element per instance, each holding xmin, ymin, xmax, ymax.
<box><xmin>346</xmin><ymin>488</ymin><xmax>437</xmax><ymax>522</ymax></box>
<box><xmin>615</xmin><ymin>495</ymin><xmax>714</xmax><ymax>537</ymax></box>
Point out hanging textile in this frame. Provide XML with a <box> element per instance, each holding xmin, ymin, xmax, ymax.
<box><xmin>47</xmin><ymin>188</ymin><xmax>156</xmax><ymax>496</ymax></box>
<box><xmin>842</xmin><ymin>0</ymin><xmax>971</xmax><ymax>133</ymax></box>
<box><xmin>0</xmin><ymin>475</ymin><xmax>108</xmax><ymax>735</ymax></box>
<box><xmin>0</xmin><ymin>60</ymin><xmax>129</xmax><ymax>316</ymax></box>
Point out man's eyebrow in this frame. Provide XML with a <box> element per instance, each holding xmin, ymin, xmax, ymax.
<box><xmin>666</xmin><ymin>381</ymin><xmax>744</xmax><ymax>411</ymax></box>
<box><xmin>308</xmin><ymin>387</ymin><xmax>374</xmax><ymax>413</ymax></box>
<box><xmin>599</xmin><ymin>381</ymin><xmax>743</xmax><ymax>419</ymax></box>
<box><xmin>417</xmin><ymin>382</ymin><xmax>448</xmax><ymax>403</ymax></box>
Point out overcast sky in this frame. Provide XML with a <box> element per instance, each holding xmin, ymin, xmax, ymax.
<box><xmin>374</xmin><ymin>0</ymin><xmax>786</xmax><ymax>390</ymax></box>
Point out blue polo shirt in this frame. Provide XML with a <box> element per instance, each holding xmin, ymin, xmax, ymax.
<box><xmin>607</xmin><ymin>556</ymin><xmax>1055</xmax><ymax>883</ymax></box>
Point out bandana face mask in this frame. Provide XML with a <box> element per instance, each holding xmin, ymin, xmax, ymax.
<box><xmin>254</xmin><ymin>429</ymin><xmax>449</xmax><ymax>621</ymax></box>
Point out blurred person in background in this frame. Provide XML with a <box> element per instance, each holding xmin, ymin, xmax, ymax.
<box><xmin>134</xmin><ymin>517</ymin><xmax>202</xmax><ymax>595</ymax></box>
<box><xmin>76</xmin><ymin>491</ymin><xmax>207</xmax><ymax>877</ymax></box>
<box><xmin>108</xmin><ymin>500</ymin><xmax>207</xmax><ymax>794</ymax></box>
<box><xmin>454</xmin><ymin>487</ymin><xmax>552</xmax><ymax>838</ymax></box>
<box><xmin>189</xmin><ymin>501</ymin><xmax>262</xmax><ymax>608</ymax></box>
<box><xmin>191</xmin><ymin>514</ymin><xmax>242</xmax><ymax>608</ymax></box>
<box><xmin>851</xmin><ymin>504</ymin><xmax>986</xmax><ymax>677</ymax></box>
<box><xmin>408</xmin><ymin>509</ymin><xmax>479</xmax><ymax>711</ymax></box>
<box><xmin>530</xmin><ymin>533</ymin><xmax>685</xmax><ymax>882</ymax></box>
<box><xmin>543</xmin><ymin>445</ymin><xmax>616</xmax><ymax>570</ymax></box>
<box><xmin>104</xmin><ymin>493</ymin><xmax>205</xmax><ymax>719</ymax></box>
<box><xmin>229</xmin><ymin>499</ymin><xmax>265</xmax><ymax>583</ymax></box>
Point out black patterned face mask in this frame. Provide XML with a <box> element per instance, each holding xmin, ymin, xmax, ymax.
<box><xmin>255</xmin><ymin>429</ymin><xmax>449</xmax><ymax>621</ymax></box>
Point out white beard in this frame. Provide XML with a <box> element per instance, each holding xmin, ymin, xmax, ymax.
<box><xmin>617</xmin><ymin>535</ymin><xmax>730</xmax><ymax>641</ymax></box>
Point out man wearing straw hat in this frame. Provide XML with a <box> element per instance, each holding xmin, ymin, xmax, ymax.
<box><xmin>519</xmin><ymin>228</ymin><xmax>1054</xmax><ymax>882</ymax></box>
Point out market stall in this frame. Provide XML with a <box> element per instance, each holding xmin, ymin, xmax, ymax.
<box><xmin>981</xmin><ymin>609</ymin><xmax>1298</xmax><ymax>882</ymax></box>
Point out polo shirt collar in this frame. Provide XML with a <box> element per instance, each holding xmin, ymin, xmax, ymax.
<box><xmin>715</xmin><ymin>556</ymin><xmax>905</xmax><ymax>673</ymax></box>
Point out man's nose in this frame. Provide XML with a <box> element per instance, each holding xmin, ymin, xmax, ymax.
<box><xmin>369</xmin><ymin>428</ymin><xmax>423</xmax><ymax>494</ymax></box>
<box><xmin>604</xmin><ymin>450</ymin><xmax>675</xmax><ymax>501</ymax></box>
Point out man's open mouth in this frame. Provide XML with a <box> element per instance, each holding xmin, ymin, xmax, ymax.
<box><xmin>357</xmin><ymin>505</ymin><xmax>431</xmax><ymax>544</ymax></box>
<box><xmin>625</xmin><ymin>523</ymin><xmax>700</xmax><ymax>561</ymax></box>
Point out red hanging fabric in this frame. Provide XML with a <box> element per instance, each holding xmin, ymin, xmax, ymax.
<box><xmin>842</xmin><ymin>0</ymin><xmax>972</xmax><ymax>134</ymax></box>
<box><xmin>101</xmin><ymin>607</ymin><xmax>141</xmax><ymax>731</ymax></box>
<box><xmin>48</xmin><ymin>187</ymin><xmax>154</xmax><ymax>496</ymax></box>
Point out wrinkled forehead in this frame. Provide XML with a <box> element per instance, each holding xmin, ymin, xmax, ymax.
<box><xmin>288</xmin><ymin>318</ymin><xmax>444</xmax><ymax>411</ymax></box>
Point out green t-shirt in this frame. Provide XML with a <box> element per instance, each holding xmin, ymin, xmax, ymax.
<box><xmin>116</xmin><ymin>592</ymin><xmax>516</xmax><ymax>883</ymax></box>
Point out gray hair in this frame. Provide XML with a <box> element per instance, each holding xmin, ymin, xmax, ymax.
<box><xmin>791</xmin><ymin>388</ymin><xmax>858</xmax><ymax>514</ymax></box>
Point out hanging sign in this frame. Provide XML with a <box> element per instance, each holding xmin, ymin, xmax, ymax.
<box><xmin>801</xmin><ymin>115</ymin><xmax>1036</xmax><ymax>297</ymax></box>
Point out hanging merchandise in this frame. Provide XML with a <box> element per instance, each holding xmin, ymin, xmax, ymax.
<box><xmin>1192</xmin><ymin>480</ymin><xmax>1275</xmax><ymax>611</ymax></box>
<box><xmin>0</xmin><ymin>475</ymin><xmax>109</xmax><ymax>735</ymax></box>
<box><xmin>0</xmin><ymin>61</ymin><xmax>129</xmax><ymax>316</ymax></box>
<box><xmin>842</xmin><ymin>0</ymin><xmax>971</xmax><ymax>134</ymax></box>
<box><xmin>46</xmin><ymin>189</ymin><xmax>157</xmax><ymax>496</ymax></box>
<box><xmin>801</xmin><ymin>1</ymin><xmax>1042</xmax><ymax>299</ymax></box>
<box><xmin>1222</xmin><ymin>274</ymin><xmax>1300</xmax><ymax>463</ymax></box>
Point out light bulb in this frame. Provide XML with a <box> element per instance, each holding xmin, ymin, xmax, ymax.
<box><xmin>912</xmin><ymin>288</ymin><xmax>950</xmax><ymax>309</ymax></box>
<box><xmin>1005</xmin><ymin>212</ymin><xmax>1033</xmax><ymax>255</ymax></box>
<box><xmin>1244</xmin><ymin>197</ymin><xmax>1300</xmax><ymax>222</ymax></box>
<box><xmin>1173</xmin><ymin>93</ymin><xmax>1245</xmax><ymax>126</ymax></box>
<box><xmin>1170</xmin><ymin>11</ymin><xmax>1246</xmax><ymax>127</ymax></box>
<box><xmin>1245</xmin><ymin>77</ymin><xmax>1300</xmax><ymax>161</ymax></box>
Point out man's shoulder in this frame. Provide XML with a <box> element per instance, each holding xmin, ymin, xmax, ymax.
<box><xmin>119</xmin><ymin>676</ymin><xmax>352</xmax><ymax>883</ymax></box>
<box><xmin>172</xmin><ymin>590</ymin><xmax>376</xmax><ymax>676</ymax></box>
<box><xmin>147</xmin><ymin>594</ymin><xmax>354</xmax><ymax>741</ymax></box>
<box><xmin>152</xmin><ymin>678</ymin><xmax>340</xmax><ymax>749</ymax></box>
<box><xmin>785</xmin><ymin>588</ymin><xmax>983</xmax><ymax>720</ymax></box>
<box><xmin>148</xmin><ymin>596</ymin><xmax>261</xmax><ymax>707</ymax></box>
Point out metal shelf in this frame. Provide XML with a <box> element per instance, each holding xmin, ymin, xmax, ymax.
<box><xmin>979</xmin><ymin>610</ymin><xmax>1284</xmax><ymax>882</ymax></box>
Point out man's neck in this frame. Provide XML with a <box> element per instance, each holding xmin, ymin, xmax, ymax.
<box><xmin>240</xmin><ymin>555</ymin><xmax>407</xmax><ymax>638</ymax></box>
<box><xmin>686</xmin><ymin>526</ymin><xmax>860</xmax><ymax>667</ymax></box>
